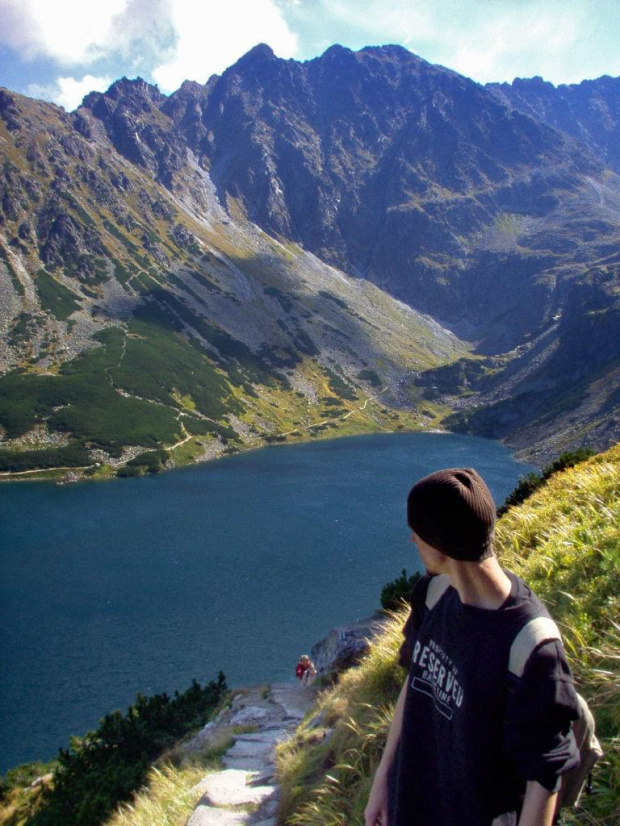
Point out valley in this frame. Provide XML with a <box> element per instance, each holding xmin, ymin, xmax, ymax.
<box><xmin>1</xmin><ymin>45</ymin><xmax>619</xmax><ymax>479</ymax></box>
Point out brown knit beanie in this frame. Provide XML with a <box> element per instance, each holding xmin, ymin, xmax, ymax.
<box><xmin>406</xmin><ymin>468</ymin><xmax>496</xmax><ymax>561</ymax></box>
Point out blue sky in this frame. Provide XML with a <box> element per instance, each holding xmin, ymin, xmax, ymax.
<box><xmin>1</xmin><ymin>0</ymin><xmax>619</xmax><ymax>111</ymax></box>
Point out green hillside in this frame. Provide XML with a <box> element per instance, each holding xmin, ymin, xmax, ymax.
<box><xmin>276</xmin><ymin>443</ymin><xmax>620</xmax><ymax>825</ymax></box>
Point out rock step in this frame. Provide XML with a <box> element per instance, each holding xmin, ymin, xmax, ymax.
<box><xmin>185</xmin><ymin>681</ymin><xmax>317</xmax><ymax>825</ymax></box>
<box><xmin>187</xmin><ymin>806</ymin><xmax>248</xmax><ymax>826</ymax></box>
<box><xmin>222</xmin><ymin>755</ymin><xmax>271</xmax><ymax>773</ymax></box>
<box><xmin>226</xmin><ymin>740</ymin><xmax>273</xmax><ymax>757</ymax></box>
<box><xmin>196</xmin><ymin>769</ymin><xmax>277</xmax><ymax>808</ymax></box>
<box><xmin>234</xmin><ymin>730</ymin><xmax>288</xmax><ymax>743</ymax></box>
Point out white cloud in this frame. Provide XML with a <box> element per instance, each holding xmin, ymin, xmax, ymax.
<box><xmin>27</xmin><ymin>74</ymin><xmax>113</xmax><ymax>110</ymax></box>
<box><xmin>2</xmin><ymin>0</ymin><xmax>619</xmax><ymax>100</ymax></box>
<box><xmin>279</xmin><ymin>0</ymin><xmax>619</xmax><ymax>85</ymax></box>
<box><xmin>152</xmin><ymin>0</ymin><xmax>298</xmax><ymax>91</ymax></box>
<box><xmin>443</xmin><ymin>6</ymin><xmax>584</xmax><ymax>84</ymax></box>
<box><xmin>106</xmin><ymin>0</ymin><xmax>176</xmax><ymax>72</ymax></box>
<box><xmin>1</xmin><ymin>0</ymin><xmax>298</xmax><ymax>95</ymax></box>
<box><xmin>0</xmin><ymin>0</ymin><xmax>128</xmax><ymax>64</ymax></box>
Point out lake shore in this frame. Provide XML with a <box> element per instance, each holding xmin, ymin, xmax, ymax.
<box><xmin>0</xmin><ymin>403</ymin><xmax>440</xmax><ymax>484</ymax></box>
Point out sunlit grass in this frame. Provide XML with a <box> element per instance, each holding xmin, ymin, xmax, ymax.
<box><xmin>106</xmin><ymin>764</ymin><xmax>207</xmax><ymax>826</ymax></box>
<box><xmin>104</xmin><ymin>735</ymin><xmax>233</xmax><ymax>826</ymax></box>
<box><xmin>276</xmin><ymin>612</ymin><xmax>407</xmax><ymax>825</ymax></box>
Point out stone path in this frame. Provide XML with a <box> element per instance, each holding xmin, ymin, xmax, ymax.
<box><xmin>185</xmin><ymin>682</ymin><xmax>317</xmax><ymax>826</ymax></box>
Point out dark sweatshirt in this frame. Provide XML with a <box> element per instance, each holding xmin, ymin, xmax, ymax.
<box><xmin>389</xmin><ymin>572</ymin><xmax>580</xmax><ymax>826</ymax></box>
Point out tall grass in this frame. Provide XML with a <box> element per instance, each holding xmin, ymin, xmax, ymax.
<box><xmin>496</xmin><ymin>446</ymin><xmax>620</xmax><ymax>825</ymax></box>
<box><xmin>276</xmin><ymin>444</ymin><xmax>620</xmax><ymax>825</ymax></box>
<box><xmin>104</xmin><ymin>735</ymin><xmax>233</xmax><ymax>826</ymax></box>
<box><xmin>106</xmin><ymin>765</ymin><xmax>208</xmax><ymax>826</ymax></box>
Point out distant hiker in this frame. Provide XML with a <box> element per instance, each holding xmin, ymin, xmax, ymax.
<box><xmin>295</xmin><ymin>654</ymin><xmax>317</xmax><ymax>686</ymax></box>
<box><xmin>365</xmin><ymin>468</ymin><xmax>581</xmax><ymax>826</ymax></box>
<box><xmin>304</xmin><ymin>659</ymin><xmax>317</xmax><ymax>686</ymax></box>
<box><xmin>295</xmin><ymin>654</ymin><xmax>310</xmax><ymax>682</ymax></box>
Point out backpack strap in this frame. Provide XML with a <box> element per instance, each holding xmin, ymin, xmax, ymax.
<box><xmin>507</xmin><ymin>616</ymin><xmax>603</xmax><ymax>815</ymax></box>
<box><xmin>508</xmin><ymin>616</ymin><xmax>561</xmax><ymax>677</ymax></box>
<box><xmin>558</xmin><ymin>693</ymin><xmax>604</xmax><ymax>808</ymax></box>
<box><xmin>425</xmin><ymin>574</ymin><xmax>451</xmax><ymax>610</ymax></box>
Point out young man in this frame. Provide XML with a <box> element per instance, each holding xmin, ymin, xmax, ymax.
<box><xmin>365</xmin><ymin>468</ymin><xmax>580</xmax><ymax>826</ymax></box>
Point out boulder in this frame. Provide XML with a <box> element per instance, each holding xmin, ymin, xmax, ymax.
<box><xmin>310</xmin><ymin>614</ymin><xmax>388</xmax><ymax>678</ymax></box>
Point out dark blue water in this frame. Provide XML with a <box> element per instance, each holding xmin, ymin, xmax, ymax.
<box><xmin>0</xmin><ymin>432</ymin><xmax>532</xmax><ymax>772</ymax></box>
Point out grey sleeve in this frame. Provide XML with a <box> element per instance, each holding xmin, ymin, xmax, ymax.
<box><xmin>504</xmin><ymin>640</ymin><xmax>581</xmax><ymax>792</ymax></box>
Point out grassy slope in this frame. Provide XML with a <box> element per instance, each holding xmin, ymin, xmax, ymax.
<box><xmin>275</xmin><ymin>444</ymin><xmax>620</xmax><ymax>825</ymax></box>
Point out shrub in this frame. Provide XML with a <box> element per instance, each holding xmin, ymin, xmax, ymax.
<box><xmin>1</xmin><ymin>760</ymin><xmax>55</xmax><ymax>797</ymax></box>
<box><xmin>35</xmin><ymin>270</ymin><xmax>81</xmax><ymax>320</ymax></box>
<box><xmin>117</xmin><ymin>450</ymin><xmax>169</xmax><ymax>477</ymax></box>
<box><xmin>498</xmin><ymin>448</ymin><xmax>594</xmax><ymax>515</ymax></box>
<box><xmin>318</xmin><ymin>290</ymin><xmax>348</xmax><ymax>310</ymax></box>
<box><xmin>29</xmin><ymin>674</ymin><xmax>227</xmax><ymax>826</ymax></box>
<box><xmin>0</xmin><ymin>442</ymin><xmax>90</xmax><ymax>472</ymax></box>
<box><xmin>357</xmin><ymin>369</ymin><xmax>382</xmax><ymax>388</ymax></box>
<box><xmin>324</xmin><ymin>367</ymin><xmax>358</xmax><ymax>401</ymax></box>
<box><xmin>380</xmin><ymin>569</ymin><xmax>421</xmax><ymax>611</ymax></box>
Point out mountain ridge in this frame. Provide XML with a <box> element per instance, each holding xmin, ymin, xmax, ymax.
<box><xmin>1</xmin><ymin>45</ymin><xmax>619</xmax><ymax>476</ymax></box>
<box><xmin>487</xmin><ymin>73</ymin><xmax>620</xmax><ymax>174</ymax></box>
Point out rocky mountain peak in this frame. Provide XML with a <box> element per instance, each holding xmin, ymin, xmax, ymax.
<box><xmin>233</xmin><ymin>42</ymin><xmax>277</xmax><ymax>67</ymax></box>
<box><xmin>358</xmin><ymin>43</ymin><xmax>420</xmax><ymax>61</ymax></box>
<box><xmin>319</xmin><ymin>43</ymin><xmax>353</xmax><ymax>60</ymax></box>
<box><xmin>487</xmin><ymin>72</ymin><xmax>620</xmax><ymax>173</ymax></box>
<box><xmin>513</xmin><ymin>75</ymin><xmax>554</xmax><ymax>90</ymax></box>
<box><xmin>78</xmin><ymin>76</ymin><xmax>184</xmax><ymax>185</ymax></box>
<box><xmin>0</xmin><ymin>88</ymin><xmax>20</xmax><ymax>130</ymax></box>
<box><xmin>81</xmin><ymin>76</ymin><xmax>164</xmax><ymax>114</ymax></box>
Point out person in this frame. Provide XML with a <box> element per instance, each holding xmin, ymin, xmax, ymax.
<box><xmin>296</xmin><ymin>654</ymin><xmax>315</xmax><ymax>685</ymax></box>
<box><xmin>365</xmin><ymin>468</ymin><xmax>580</xmax><ymax>826</ymax></box>
<box><xmin>296</xmin><ymin>654</ymin><xmax>310</xmax><ymax>681</ymax></box>
<box><xmin>303</xmin><ymin>658</ymin><xmax>318</xmax><ymax>686</ymax></box>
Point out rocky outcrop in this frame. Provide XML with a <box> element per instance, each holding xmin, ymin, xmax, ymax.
<box><xmin>81</xmin><ymin>78</ymin><xmax>187</xmax><ymax>187</ymax></box>
<box><xmin>163</xmin><ymin>44</ymin><xmax>615</xmax><ymax>335</ymax></box>
<box><xmin>184</xmin><ymin>611</ymin><xmax>392</xmax><ymax>825</ymax></box>
<box><xmin>441</xmin><ymin>261</ymin><xmax>620</xmax><ymax>462</ymax></box>
<box><xmin>310</xmin><ymin>614</ymin><xmax>389</xmax><ymax>679</ymax></box>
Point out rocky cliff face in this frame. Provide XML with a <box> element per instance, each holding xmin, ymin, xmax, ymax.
<box><xmin>71</xmin><ymin>47</ymin><xmax>620</xmax><ymax>349</ymax></box>
<box><xmin>488</xmin><ymin>75</ymin><xmax>620</xmax><ymax>174</ymax></box>
<box><xmin>0</xmin><ymin>45</ymin><xmax>619</xmax><ymax>472</ymax></box>
<box><xmin>161</xmin><ymin>44</ymin><xmax>616</xmax><ymax>336</ymax></box>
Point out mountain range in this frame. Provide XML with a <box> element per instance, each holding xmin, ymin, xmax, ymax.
<box><xmin>1</xmin><ymin>44</ymin><xmax>618</xmax><ymax>477</ymax></box>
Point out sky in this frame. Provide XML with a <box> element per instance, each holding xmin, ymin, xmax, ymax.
<box><xmin>0</xmin><ymin>0</ymin><xmax>619</xmax><ymax>111</ymax></box>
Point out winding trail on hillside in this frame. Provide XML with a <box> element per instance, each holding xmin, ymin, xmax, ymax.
<box><xmin>0</xmin><ymin>464</ymin><xmax>97</xmax><ymax>477</ymax></box>
<box><xmin>185</xmin><ymin>682</ymin><xmax>317</xmax><ymax>826</ymax></box>
<box><xmin>281</xmin><ymin>385</ymin><xmax>389</xmax><ymax>437</ymax></box>
<box><xmin>105</xmin><ymin>327</ymin><xmax>128</xmax><ymax>390</ymax></box>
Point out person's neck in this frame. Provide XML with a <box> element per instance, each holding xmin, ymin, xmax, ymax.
<box><xmin>445</xmin><ymin>556</ymin><xmax>512</xmax><ymax>609</ymax></box>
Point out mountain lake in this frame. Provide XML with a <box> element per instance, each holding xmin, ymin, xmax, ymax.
<box><xmin>0</xmin><ymin>432</ymin><xmax>534</xmax><ymax>772</ymax></box>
